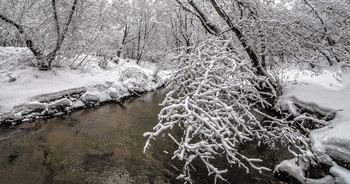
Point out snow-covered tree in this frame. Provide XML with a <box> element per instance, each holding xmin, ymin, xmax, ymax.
<box><xmin>144</xmin><ymin>39</ymin><xmax>328</xmax><ymax>183</ymax></box>
<box><xmin>144</xmin><ymin>1</ymin><xmax>350</xmax><ymax>182</ymax></box>
<box><xmin>0</xmin><ymin>0</ymin><xmax>80</xmax><ymax>70</ymax></box>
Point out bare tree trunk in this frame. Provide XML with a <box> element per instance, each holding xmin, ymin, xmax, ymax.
<box><xmin>117</xmin><ymin>25</ymin><xmax>129</xmax><ymax>57</ymax></box>
<box><xmin>136</xmin><ymin>25</ymin><xmax>142</xmax><ymax>64</ymax></box>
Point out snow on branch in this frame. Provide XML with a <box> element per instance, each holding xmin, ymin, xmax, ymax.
<box><xmin>144</xmin><ymin>39</ymin><xmax>271</xmax><ymax>182</ymax></box>
<box><xmin>144</xmin><ymin>39</ymin><xmax>327</xmax><ymax>183</ymax></box>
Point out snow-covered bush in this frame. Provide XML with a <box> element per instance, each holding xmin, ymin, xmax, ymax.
<box><xmin>143</xmin><ymin>39</ymin><xmax>327</xmax><ymax>183</ymax></box>
<box><xmin>119</xmin><ymin>67</ymin><xmax>148</xmax><ymax>82</ymax></box>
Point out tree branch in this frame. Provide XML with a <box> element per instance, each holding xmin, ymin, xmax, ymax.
<box><xmin>0</xmin><ymin>13</ymin><xmax>24</xmax><ymax>33</ymax></box>
<box><xmin>209</xmin><ymin>0</ymin><xmax>262</xmax><ymax>74</ymax></box>
<box><xmin>0</xmin><ymin>13</ymin><xmax>41</xmax><ymax>57</ymax></box>
<box><xmin>174</xmin><ymin>0</ymin><xmax>218</xmax><ymax>36</ymax></box>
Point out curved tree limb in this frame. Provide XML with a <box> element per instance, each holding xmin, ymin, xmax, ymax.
<box><xmin>209</xmin><ymin>0</ymin><xmax>263</xmax><ymax>75</ymax></box>
<box><xmin>0</xmin><ymin>13</ymin><xmax>42</xmax><ymax>57</ymax></box>
<box><xmin>175</xmin><ymin>0</ymin><xmax>236</xmax><ymax>51</ymax></box>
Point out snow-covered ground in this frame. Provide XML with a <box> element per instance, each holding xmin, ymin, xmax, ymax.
<box><xmin>0</xmin><ymin>47</ymin><xmax>172</xmax><ymax>123</ymax></box>
<box><xmin>276</xmin><ymin>69</ymin><xmax>350</xmax><ymax>183</ymax></box>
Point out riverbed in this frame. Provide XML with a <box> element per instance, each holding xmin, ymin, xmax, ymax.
<box><xmin>0</xmin><ymin>89</ymin><xmax>288</xmax><ymax>184</ymax></box>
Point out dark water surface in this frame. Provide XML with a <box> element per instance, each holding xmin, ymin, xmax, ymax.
<box><xmin>0</xmin><ymin>89</ymin><xmax>287</xmax><ymax>184</ymax></box>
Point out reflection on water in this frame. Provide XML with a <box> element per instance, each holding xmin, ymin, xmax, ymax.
<box><xmin>0</xmin><ymin>89</ymin><xmax>286</xmax><ymax>184</ymax></box>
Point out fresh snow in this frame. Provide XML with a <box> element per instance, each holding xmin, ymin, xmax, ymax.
<box><xmin>330</xmin><ymin>162</ymin><xmax>350</xmax><ymax>184</ymax></box>
<box><xmin>0</xmin><ymin>47</ymin><xmax>172</xmax><ymax>123</ymax></box>
<box><xmin>276</xmin><ymin>69</ymin><xmax>350</xmax><ymax>183</ymax></box>
<box><xmin>275</xmin><ymin>158</ymin><xmax>309</xmax><ymax>182</ymax></box>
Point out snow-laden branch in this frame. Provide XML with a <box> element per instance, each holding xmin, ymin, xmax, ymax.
<box><xmin>144</xmin><ymin>39</ymin><xmax>269</xmax><ymax>182</ymax></box>
<box><xmin>144</xmin><ymin>39</ymin><xmax>328</xmax><ymax>183</ymax></box>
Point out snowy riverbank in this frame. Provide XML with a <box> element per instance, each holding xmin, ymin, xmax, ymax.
<box><xmin>276</xmin><ymin>69</ymin><xmax>350</xmax><ymax>183</ymax></box>
<box><xmin>1</xmin><ymin>46</ymin><xmax>349</xmax><ymax>183</ymax></box>
<box><xmin>0</xmin><ymin>47</ymin><xmax>172</xmax><ymax>124</ymax></box>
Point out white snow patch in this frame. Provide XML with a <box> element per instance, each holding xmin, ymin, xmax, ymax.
<box><xmin>274</xmin><ymin>158</ymin><xmax>308</xmax><ymax>182</ymax></box>
<box><xmin>330</xmin><ymin>162</ymin><xmax>350</xmax><ymax>184</ymax></box>
<box><xmin>278</xmin><ymin>68</ymin><xmax>350</xmax><ymax>182</ymax></box>
<box><xmin>310</xmin><ymin>120</ymin><xmax>350</xmax><ymax>164</ymax></box>
<box><xmin>306</xmin><ymin>175</ymin><xmax>335</xmax><ymax>184</ymax></box>
<box><xmin>280</xmin><ymin>69</ymin><xmax>343</xmax><ymax>90</ymax></box>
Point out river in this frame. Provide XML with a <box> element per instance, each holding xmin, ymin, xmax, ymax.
<box><xmin>0</xmin><ymin>89</ymin><xmax>288</xmax><ymax>184</ymax></box>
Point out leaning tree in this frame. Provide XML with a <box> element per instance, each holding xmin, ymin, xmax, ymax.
<box><xmin>143</xmin><ymin>0</ymin><xmax>348</xmax><ymax>183</ymax></box>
